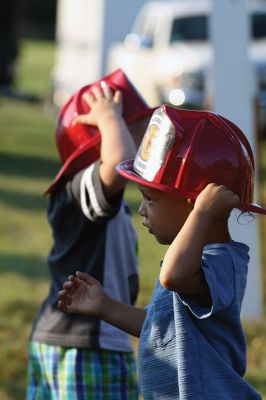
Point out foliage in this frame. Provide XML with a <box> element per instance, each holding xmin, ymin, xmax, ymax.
<box><xmin>24</xmin><ymin>0</ymin><xmax>56</xmax><ymax>39</ymax></box>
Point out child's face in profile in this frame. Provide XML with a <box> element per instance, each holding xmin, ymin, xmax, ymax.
<box><xmin>138</xmin><ymin>184</ymin><xmax>192</xmax><ymax>245</ymax></box>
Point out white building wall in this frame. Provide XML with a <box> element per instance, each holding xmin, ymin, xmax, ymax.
<box><xmin>101</xmin><ymin>0</ymin><xmax>149</xmax><ymax>75</ymax></box>
<box><xmin>53</xmin><ymin>0</ymin><xmax>148</xmax><ymax>105</ymax></box>
<box><xmin>210</xmin><ymin>0</ymin><xmax>263</xmax><ymax>318</ymax></box>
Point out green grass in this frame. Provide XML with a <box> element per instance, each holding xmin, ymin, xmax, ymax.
<box><xmin>0</xmin><ymin>39</ymin><xmax>266</xmax><ymax>399</ymax></box>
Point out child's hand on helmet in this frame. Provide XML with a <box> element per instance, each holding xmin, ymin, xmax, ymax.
<box><xmin>194</xmin><ymin>183</ymin><xmax>239</xmax><ymax>220</ymax></box>
<box><xmin>72</xmin><ymin>81</ymin><xmax>123</xmax><ymax>127</ymax></box>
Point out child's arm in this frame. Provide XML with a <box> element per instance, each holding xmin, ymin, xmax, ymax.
<box><xmin>160</xmin><ymin>184</ymin><xmax>239</xmax><ymax>295</ymax></box>
<box><xmin>58</xmin><ymin>272</ymin><xmax>146</xmax><ymax>338</ymax></box>
<box><xmin>73</xmin><ymin>83</ymin><xmax>136</xmax><ymax>197</ymax></box>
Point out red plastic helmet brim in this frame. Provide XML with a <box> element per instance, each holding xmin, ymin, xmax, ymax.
<box><xmin>116</xmin><ymin>160</ymin><xmax>199</xmax><ymax>199</ymax></box>
<box><xmin>44</xmin><ymin>136</ymin><xmax>101</xmax><ymax>195</ymax></box>
<box><xmin>117</xmin><ymin>160</ymin><xmax>266</xmax><ymax>216</ymax></box>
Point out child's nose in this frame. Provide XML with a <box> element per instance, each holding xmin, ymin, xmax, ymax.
<box><xmin>138</xmin><ymin>201</ymin><xmax>146</xmax><ymax>217</ymax></box>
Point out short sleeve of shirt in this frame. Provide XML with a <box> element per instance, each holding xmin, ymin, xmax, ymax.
<box><xmin>177</xmin><ymin>244</ymin><xmax>236</xmax><ymax>319</ymax></box>
<box><xmin>66</xmin><ymin>160</ymin><xmax>123</xmax><ymax>222</ymax></box>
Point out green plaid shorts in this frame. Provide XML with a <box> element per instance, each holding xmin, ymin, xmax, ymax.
<box><xmin>26</xmin><ymin>341</ymin><xmax>139</xmax><ymax>399</ymax></box>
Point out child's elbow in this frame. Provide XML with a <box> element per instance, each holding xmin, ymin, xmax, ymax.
<box><xmin>159</xmin><ymin>274</ymin><xmax>173</xmax><ymax>290</ymax></box>
<box><xmin>159</xmin><ymin>269</ymin><xmax>182</xmax><ymax>291</ymax></box>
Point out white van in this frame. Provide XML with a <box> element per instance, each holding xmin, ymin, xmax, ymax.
<box><xmin>107</xmin><ymin>0</ymin><xmax>266</xmax><ymax>129</ymax></box>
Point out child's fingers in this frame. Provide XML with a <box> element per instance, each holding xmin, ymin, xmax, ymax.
<box><xmin>57</xmin><ymin>300</ymin><xmax>66</xmax><ymax>312</ymax></box>
<box><xmin>63</xmin><ymin>281</ymin><xmax>76</xmax><ymax>295</ymax></box>
<box><xmin>63</xmin><ymin>277</ymin><xmax>80</xmax><ymax>294</ymax></box>
<box><xmin>83</xmin><ymin>91</ymin><xmax>96</xmax><ymax>106</ymax></box>
<box><xmin>100</xmin><ymin>81</ymin><xmax>113</xmax><ymax>100</ymax></box>
<box><xmin>91</xmin><ymin>86</ymin><xmax>104</xmax><ymax>100</ymax></box>
<box><xmin>219</xmin><ymin>186</ymin><xmax>239</xmax><ymax>206</ymax></box>
<box><xmin>67</xmin><ymin>274</ymin><xmax>76</xmax><ymax>281</ymax></box>
<box><xmin>58</xmin><ymin>290</ymin><xmax>72</xmax><ymax>305</ymax></box>
<box><xmin>233</xmin><ymin>193</ymin><xmax>240</xmax><ymax>204</ymax></box>
<box><xmin>113</xmin><ymin>90</ymin><xmax>122</xmax><ymax>104</ymax></box>
<box><xmin>76</xmin><ymin>271</ymin><xmax>99</xmax><ymax>285</ymax></box>
<box><xmin>57</xmin><ymin>300</ymin><xmax>71</xmax><ymax>313</ymax></box>
<box><xmin>64</xmin><ymin>277</ymin><xmax>77</xmax><ymax>288</ymax></box>
<box><xmin>66</xmin><ymin>274</ymin><xmax>76</xmax><ymax>284</ymax></box>
<box><xmin>72</xmin><ymin>114</ymin><xmax>92</xmax><ymax>125</ymax></box>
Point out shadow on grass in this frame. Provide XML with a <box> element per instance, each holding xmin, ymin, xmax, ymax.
<box><xmin>0</xmin><ymin>253</ymin><xmax>49</xmax><ymax>279</ymax></box>
<box><xmin>0</xmin><ymin>151</ymin><xmax>60</xmax><ymax>179</ymax></box>
<box><xmin>0</xmin><ymin>187</ymin><xmax>48</xmax><ymax>210</ymax></box>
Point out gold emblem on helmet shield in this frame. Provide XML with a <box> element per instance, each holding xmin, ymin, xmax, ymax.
<box><xmin>140</xmin><ymin>124</ymin><xmax>159</xmax><ymax>161</ymax></box>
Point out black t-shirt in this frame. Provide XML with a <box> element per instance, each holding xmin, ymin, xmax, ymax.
<box><xmin>30</xmin><ymin>161</ymin><xmax>139</xmax><ymax>350</ymax></box>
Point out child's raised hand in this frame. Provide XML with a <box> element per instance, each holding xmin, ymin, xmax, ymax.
<box><xmin>194</xmin><ymin>183</ymin><xmax>239</xmax><ymax>220</ymax></box>
<box><xmin>72</xmin><ymin>82</ymin><xmax>123</xmax><ymax>127</ymax></box>
<box><xmin>57</xmin><ymin>271</ymin><xmax>107</xmax><ymax>316</ymax></box>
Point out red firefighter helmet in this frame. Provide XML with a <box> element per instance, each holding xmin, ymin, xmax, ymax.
<box><xmin>117</xmin><ymin>105</ymin><xmax>266</xmax><ymax>215</ymax></box>
<box><xmin>45</xmin><ymin>69</ymin><xmax>156</xmax><ymax>195</ymax></box>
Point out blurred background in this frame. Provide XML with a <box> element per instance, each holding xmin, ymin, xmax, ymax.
<box><xmin>0</xmin><ymin>0</ymin><xmax>266</xmax><ymax>398</ymax></box>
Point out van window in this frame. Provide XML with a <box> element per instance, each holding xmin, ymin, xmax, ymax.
<box><xmin>170</xmin><ymin>16</ymin><xmax>208</xmax><ymax>43</ymax></box>
<box><xmin>170</xmin><ymin>12</ymin><xmax>266</xmax><ymax>43</ymax></box>
<box><xmin>252</xmin><ymin>13</ymin><xmax>266</xmax><ymax>39</ymax></box>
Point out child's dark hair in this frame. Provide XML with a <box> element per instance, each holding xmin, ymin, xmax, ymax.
<box><xmin>236</xmin><ymin>210</ymin><xmax>255</xmax><ymax>224</ymax></box>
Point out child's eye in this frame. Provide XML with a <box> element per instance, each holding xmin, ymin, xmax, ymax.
<box><xmin>144</xmin><ymin>195</ymin><xmax>152</xmax><ymax>202</ymax></box>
